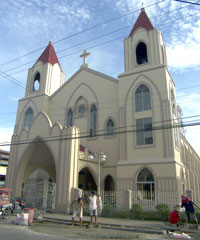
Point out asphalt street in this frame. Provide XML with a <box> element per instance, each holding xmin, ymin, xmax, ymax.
<box><xmin>0</xmin><ymin>220</ymin><xmax>169</xmax><ymax>240</ymax></box>
<box><xmin>1</xmin><ymin>217</ymin><xmax>199</xmax><ymax>240</ymax></box>
<box><xmin>0</xmin><ymin>223</ymin><xmax>68</xmax><ymax>240</ymax></box>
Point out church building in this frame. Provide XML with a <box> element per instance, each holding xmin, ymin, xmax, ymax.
<box><xmin>6</xmin><ymin>8</ymin><xmax>200</xmax><ymax>212</ymax></box>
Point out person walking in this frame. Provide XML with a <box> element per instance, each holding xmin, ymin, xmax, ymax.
<box><xmin>181</xmin><ymin>195</ymin><xmax>200</xmax><ymax>229</ymax></box>
<box><xmin>70</xmin><ymin>197</ymin><xmax>83</xmax><ymax>227</ymax></box>
<box><xmin>97</xmin><ymin>194</ymin><xmax>102</xmax><ymax>216</ymax></box>
<box><xmin>88</xmin><ymin>191</ymin><xmax>99</xmax><ymax>227</ymax></box>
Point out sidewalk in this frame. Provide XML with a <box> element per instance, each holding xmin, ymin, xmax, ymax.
<box><xmin>41</xmin><ymin>212</ymin><xmax>184</xmax><ymax>235</ymax></box>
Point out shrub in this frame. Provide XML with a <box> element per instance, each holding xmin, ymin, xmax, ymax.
<box><xmin>129</xmin><ymin>203</ymin><xmax>144</xmax><ymax>219</ymax></box>
<box><xmin>102</xmin><ymin>204</ymin><xmax>116</xmax><ymax>217</ymax></box>
<box><xmin>115</xmin><ymin>210</ymin><xmax>129</xmax><ymax>219</ymax></box>
<box><xmin>142</xmin><ymin>211</ymin><xmax>160</xmax><ymax>221</ymax></box>
<box><xmin>156</xmin><ymin>204</ymin><xmax>170</xmax><ymax>220</ymax></box>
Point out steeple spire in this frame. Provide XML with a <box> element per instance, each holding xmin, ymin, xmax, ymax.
<box><xmin>37</xmin><ymin>41</ymin><xmax>62</xmax><ymax>70</ymax></box>
<box><xmin>128</xmin><ymin>8</ymin><xmax>154</xmax><ymax>37</ymax></box>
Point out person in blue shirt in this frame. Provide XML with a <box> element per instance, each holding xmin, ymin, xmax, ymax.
<box><xmin>181</xmin><ymin>195</ymin><xmax>200</xmax><ymax>228</ymax></box>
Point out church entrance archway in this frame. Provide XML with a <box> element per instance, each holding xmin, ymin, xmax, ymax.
<box><xmin>15</xmin><ymin>139</ymin><xmax>56</xmax><ymax>209</ymax></box>
<box><xmin>78</xmin><ymin>167</ymin><xmax>97</xmax><ymax>191</ymax></box>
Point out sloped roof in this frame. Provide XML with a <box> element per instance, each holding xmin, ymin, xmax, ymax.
<box><xmin>129</xmin><ymin>8</ymin><xmax>154</xmax><ymax>37</ymax></box>
<box><xmin>37</xmin><ymin>41</ymin><xmax>62</xmax><ymax>70</ymax></box>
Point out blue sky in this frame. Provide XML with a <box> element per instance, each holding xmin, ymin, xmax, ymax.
<box><xmin>0</xmin><ymin>0</ymin><xmax>200</xmax><ymax>155</ymax></box>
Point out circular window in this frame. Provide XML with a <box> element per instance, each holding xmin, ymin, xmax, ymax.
<box><xmin>77</xmin><ymin>104</ymin><xmax>86</xmax><ymax>116</ymax></box>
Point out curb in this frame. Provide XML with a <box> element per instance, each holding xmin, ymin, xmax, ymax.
<box><xmin>43</xmin><ymin>217</ymin><xmax>163</xmax><ymax>235</ymax></box>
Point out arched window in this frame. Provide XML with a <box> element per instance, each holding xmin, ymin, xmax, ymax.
<box><xmin>24</xmin><ymin>108</ymin><xmax>33</xmax><ymax>129</ymax></box>
<box><xmin>66</xmin><ymin>109</ymin><xmax>73</xmax><ymax>127</ymax></box>
<box><xmin>33</xmin><ymin>72</ymin><xmax>40</xmax><ymax>91</ymax></box>
<box><xmin>135</xmin><ymin>84</ymin><xmax>151</xmax><ymax>112</ymax></box>
<box><xmin>137</xmin><ymin>168</ymin><xmax>155</xmax><ymax>200</ymax></box>
<box><xmin>171</xmin><ymin>89</ymin><xmax>176</xmax><ymax>116</ymax></box>
<box><xmin>90</xmin><ymin>104</ymin><xmax>97</xmax><ymax>137</ymax></box>
<box><xmin>106</xmin><ymin>119</ymin><xmax>114</xmax><ymax>136</ymax></box>
<box><xmin>136</xmin><ymin>42</ymin><xmax>148</xmax><ymax>65</ymax></box>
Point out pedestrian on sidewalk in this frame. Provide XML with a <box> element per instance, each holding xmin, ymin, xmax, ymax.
<box><xmin>70</xmin><ymin>197</ymin><xmax>83</xmax><ymax>228</ymax></box>
<box><xmin>97</xmin><ymin>194</ymin><xmax>102</xmax><ymax>216</ymax></box>
<box><xmin>169</xmin><ymin>205</ymin><xmax>181</xmax><ymax>227</ymax></box>
<box><xmin>181</xmin><ymin>195</ymin><xmax>200</xmax><ymax>229</ymax></box>
<box><xmin>88</xmin><ymin>191</ymin><xmax>99</xmax><ymax>227</ymax></box>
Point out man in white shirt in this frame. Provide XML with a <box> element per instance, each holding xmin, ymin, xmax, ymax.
<box><xmin>88</xmin><ymin>191</ymin><xmax>99</xmax><ymax>226</ymax></box>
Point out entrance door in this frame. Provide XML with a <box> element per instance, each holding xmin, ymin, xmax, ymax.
<box><xmin>78</xmin><ymin>168</ymin><xmax>97</xmax><ymax>191</ymax></box>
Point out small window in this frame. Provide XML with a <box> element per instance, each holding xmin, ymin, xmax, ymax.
<box><xmin>33</xmin><ymin>72</ymin><xmax>40</xmax><ymax>91</ymax></box>
<box><xmin>174</xmin><ymin>121</ymin><xmax>179</xmax><ymax>149</ymax></box>
<box><xmin>135</xmin><ymin>84</ymin><xmax>151</xmax><ymax>112</ymax></box>
<box><xmin>24</xmin><ymin>108</ymin><xmax>33</xmax><ymax>129</ymax></box>
<box><xmin>90</xmin><ymin>104</ymin><xmax>97</xmax><ymax>137</ymax></box>
<box><xmin>171</xmin><ymin>89</ymin><xmax>176</xmax><ymax>116</ymax></box>
<box><xmin>136</xmin><ymin>42</ymin><xmax>148</xmax><ymax>65</ymax></box>
<box><xmin>66</xmin><ymin>109</ymin><xmax>73</xmax><ymax>127</ymax></box>
<box><xmin>136</xmin><ymin>117</ymin><xmax>153</xmax><ymax>146</ymax></box>
<box><xmin>106</xmin><ymin>119</ymin><xmax>115</xmax><ymax>136</ymax></box>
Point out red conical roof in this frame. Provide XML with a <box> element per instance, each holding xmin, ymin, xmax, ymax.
<box><xmin>129</xmin><ymin>8</ymin><xmax>154</xmax><ymax>37</ymax></box>
<box><xmin>37</xmin><ymin>41</ymin><xmax>62</xmax><ymax>70</ymax></box>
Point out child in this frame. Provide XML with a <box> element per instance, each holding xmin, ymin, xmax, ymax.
<box><xmin>70</xmin><ymin>197</ymin><xmax>83</xmax><ymax>227</ymax></box>
<box><xmin>169</xmin><ymin>205</ymin><xmax>181</xmax><ymax>227</ymax></box>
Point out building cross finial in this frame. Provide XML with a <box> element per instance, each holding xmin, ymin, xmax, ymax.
<box><xmin>80</xmin><ymin>49</ymin><xmax>91</xmax><ymax>67</ymax></box>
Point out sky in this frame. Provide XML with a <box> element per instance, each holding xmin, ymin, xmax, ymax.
<box><xmin>0</xmin><ymin>0</ymin><xmax>200</xmax><ymax>155</ymax></box>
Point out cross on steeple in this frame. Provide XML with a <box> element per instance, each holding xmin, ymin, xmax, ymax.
<box><xmin>80</xmin><ymin>49</ymin><xmax>91</xmax><ymax>67</ymax></box>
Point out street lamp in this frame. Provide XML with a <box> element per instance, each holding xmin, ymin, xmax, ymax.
<box><xmin>96</xmin><ymin>152</ymin><xmax>106</xmax><ymax>195</ymax></box>
<box><xmin>89</xmin><ymin>152</ymin><xmax>106</xmax><ymax>194</ymax></box>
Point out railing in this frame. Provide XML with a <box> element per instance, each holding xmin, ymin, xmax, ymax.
<box><xmin>23</xmin><ymin>180</ymin><xmax>56</xmax><ymax>209</ymax></box>
<box><xmin>82</xmin><ymin>190</ymin><xmax>181</xmax><ymax>210</ymax></box>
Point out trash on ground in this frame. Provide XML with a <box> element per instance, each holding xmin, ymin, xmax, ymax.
<box><xmin>15</xmin><ymin>213</ymin><xmax>29</xmax><ymax>226</ymax></box>
<box><xmin>168</xmin><ymin>231</ymin><xmax>191</xmax><ymax>239</ymax></box>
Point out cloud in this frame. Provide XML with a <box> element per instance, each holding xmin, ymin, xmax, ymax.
<box><xmin>0</xmin><ymin>127</ymin><xmax>13</xmax><ymax>151</ymax></box>
<box><xmin>0</xmin><ymin>0</ymin><xmax>92</xmax><ymax>40</ymax></box>
<box><xmin>177</xmin><ymin>92</ymin><xmax>200</xmax><ymax>115</ymax></box>
<box><xmin>176</xmin><ymin>91</ymin><xmax>200</xmax><ymax>155</ymax></box>
<box><xmin>113</xmin><ymin>0</ymin><xmax>200</xmax><ymax>71</ymax></box>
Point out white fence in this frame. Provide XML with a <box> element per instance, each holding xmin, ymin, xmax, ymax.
<box><xmin>98</xmin><ymin>190</ymin><xmax>180</xmax><ymax>210</ymax></box>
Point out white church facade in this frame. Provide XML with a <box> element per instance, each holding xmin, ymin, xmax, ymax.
<box><xmin>6</xmin><ymin>8</ymin><xmax>200</xmax><ymax>212</ymax></box>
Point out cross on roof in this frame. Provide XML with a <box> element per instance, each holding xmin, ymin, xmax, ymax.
<box><xmin>80</xmin><ymin>49</ymin><xmax>91</xmax><ymax>67</ymax></box>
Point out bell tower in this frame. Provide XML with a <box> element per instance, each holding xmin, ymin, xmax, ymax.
<box><xmin>25</xmin><ymin>41</ymin><xmax>65</xmax><ymax>97</ymax></box>
<box><xmin>124</xmin><ymin>8</ymin><xmax>167</xmax><ymax>73</ymax></box>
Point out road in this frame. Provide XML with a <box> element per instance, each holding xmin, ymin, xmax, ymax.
<box><xmin>0</xmin><ymin>220</ymin><xmax>169</xmax><ymax>240</ymax></box>
<box><xmin>1</xmin><ymin>219</ymin><xmax>199</xmax><ymax>240</ymax></box>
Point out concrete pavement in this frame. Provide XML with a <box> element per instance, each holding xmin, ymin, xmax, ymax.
<box><xmin>41</xmin><ymin>212</ymin><xmax>199</xmax><ymax>236</ymax></box>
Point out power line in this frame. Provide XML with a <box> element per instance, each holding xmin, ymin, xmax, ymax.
<box><xmin>174</xmin><ymin>0</ymin><xmax>200</xmax><ymax>6</ymax></box>
<box><xmin>0</xmin><ymin>113</ymin><xmax>199</xmax><ymax>146</ymax></box>
<box><xmin>1</xmin><ymin>7</ymin><xmax>199</xmax><ymax>81</ymax></box>
<box><xmin>0</xmin><ymin>0</ymin><xmax>165</xmax><ymax>68</ymax></box>
<box><xmin>0</xmin><ymin>118</ymin><xmax>199</xmax><ymax>148</ymax></box>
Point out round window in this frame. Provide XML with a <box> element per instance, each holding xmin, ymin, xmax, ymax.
<box><xmin>77</xmin><ymin>104</ymin><xmax>86</xmax><ymax>116</ymax></box>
